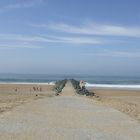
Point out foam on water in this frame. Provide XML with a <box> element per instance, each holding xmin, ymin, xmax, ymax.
<box><xmin>86</xmin><ymin>82</ymin><xmax>140</xmax><ymax>89</ymax></box>
<box><xmin>0</xmin><ymin>81</ymin><xmax>55</xmax><ymax>85</ymax></box>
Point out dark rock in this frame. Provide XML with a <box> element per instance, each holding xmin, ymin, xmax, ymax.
<box><xmin>53</xmin><ymin>79</ymin><xmax>67</xmax><ymax>95</ymax></box>
<box><xmin>70</xmin><ymin>79</ymin><xmax>95</xmax><ymax>96</ymax></box>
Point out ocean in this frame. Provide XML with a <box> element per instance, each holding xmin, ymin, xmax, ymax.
<box><xmin>0</xmin><ymin>74</ymin><xmax>140</xmax><ymax>89</ymax></box>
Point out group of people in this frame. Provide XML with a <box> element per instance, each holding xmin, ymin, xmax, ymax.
<box><xmin>14</xmin><ymin>87</ymin><xmax>42</xmax><ymax>92</ymax></box>
<box><xmin>32</xmin><ymin>87</ymin><xmax>42</xmax><ymax>92</ymax></box>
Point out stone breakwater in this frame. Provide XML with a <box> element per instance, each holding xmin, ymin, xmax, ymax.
<box><xmin>53</xmin><ymin>79</ymin><xmax>67</xmax><ymax>95</ymax></box>
<box><xmin>53</xmin><ymin>79</ymin><xmax>95</xmax><ymax>96</ymax></box>
<box><xmin>70</xmin><ymin>79</ymin><xmax>95</xmax><ymax>96</ymax></box>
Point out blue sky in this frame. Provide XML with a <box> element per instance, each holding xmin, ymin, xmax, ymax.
<box><xmin>0</xmin><ymin>0</ymin><xmax>140</xmax><ymax>75</ymax></box>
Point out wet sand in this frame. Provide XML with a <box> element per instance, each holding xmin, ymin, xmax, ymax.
<box><xmin>89</xmin><ymin>88</ymin><xmax>140</xmax><ymax>121</ymax></box>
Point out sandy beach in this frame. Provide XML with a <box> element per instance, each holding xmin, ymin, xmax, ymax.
<box><xmin>0</xmin><ymin>81</ymin><xmax>140</xmax><ymax>140</ymax></box>
<box><xmin>0</xmin><ymin>84</ymin><xmax>54</xmax><ymax>113</ymax></box>
<box><xmin>0</xmin><ymin>84</ymin><xmax>140</xmax><ymax>122</ymax></box>
<box><xmin>1</xmin><ymin>0</ymin><xmax>140</xmax><ymax>139</ymax></box>
<box><xmin>89</xmin><ymin>88</ymin><xmax>140</xmax><ymax>122</ymax></box>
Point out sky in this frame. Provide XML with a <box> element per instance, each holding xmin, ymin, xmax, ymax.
<box><xmin>0</xmin><ymin>0</ymin><xmax>140</xmax><ymax>76</ymax></box>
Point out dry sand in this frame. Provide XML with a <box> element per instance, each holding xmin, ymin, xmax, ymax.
<box><xmin>90</xmin><ymin>88</ymin><xmax>140</xmax><ymax>122</ymax></box>
<box><xmin>0</xmin><ymin>84</ymin><xmax>54</xmax><ymax>113</ymax></box>
<box><xmin>0</xmin><ymin>84</ymin><xmax>53</xmax><ymax>94</ymax></box>
<box><xmin>0</xmin><ymin>82</ymin><xmax>140</xmax><ymax>140</ymax></box>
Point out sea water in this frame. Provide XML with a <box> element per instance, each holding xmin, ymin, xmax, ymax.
<box><xmin>0</xmin><ymin>74</ymin><xmax>140</xmax><ymax>89</ymax></box>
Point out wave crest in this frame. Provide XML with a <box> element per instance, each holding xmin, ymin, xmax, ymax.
<box><xmin>85</xmin><ymin>82</ymin><xmax>140</xmax><ymax>89</ymax></box>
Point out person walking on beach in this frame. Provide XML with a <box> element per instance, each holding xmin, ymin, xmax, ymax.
<box><xmin>79</xmin><ymin>80</ymin><xmax>86</xmax><ymax>90</ymax></box>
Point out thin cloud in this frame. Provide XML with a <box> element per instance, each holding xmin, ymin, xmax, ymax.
<box><xmin>44</xmin><ymin>35</ymin><xmax>104</xmax><ymax>44</ymax></box>
<box><xmin>108</xmin><ymin>51</ymin><xmax>140</xmax><ymax>58</ymax></box>
<box><xmin>0</xmin><ymin>0</ymin><xmax>43</xmax><ymax>12</ymax></box>
<box><xmin>83</xmin><ymin>50</ymin><xmax>140</xmax><ymax>58</ymax></box>
<box><xmin>0</xmin><ymin>45</ymin><xmax>42</xmax><ymax>49</ymax></box>
<box><xmin>33</xmin><ymin>22</ymin><xmax>140</xmax><ymax>38</ymax></box>
<box><xmin>0</xmin><ymin>34</ymin><xmax>53</xmax><ymax>42</ymax></box>
<box><xmin>0</xmin><ymin>33</ymin><xmax>106</xmax><ymax>46</ymax></box>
